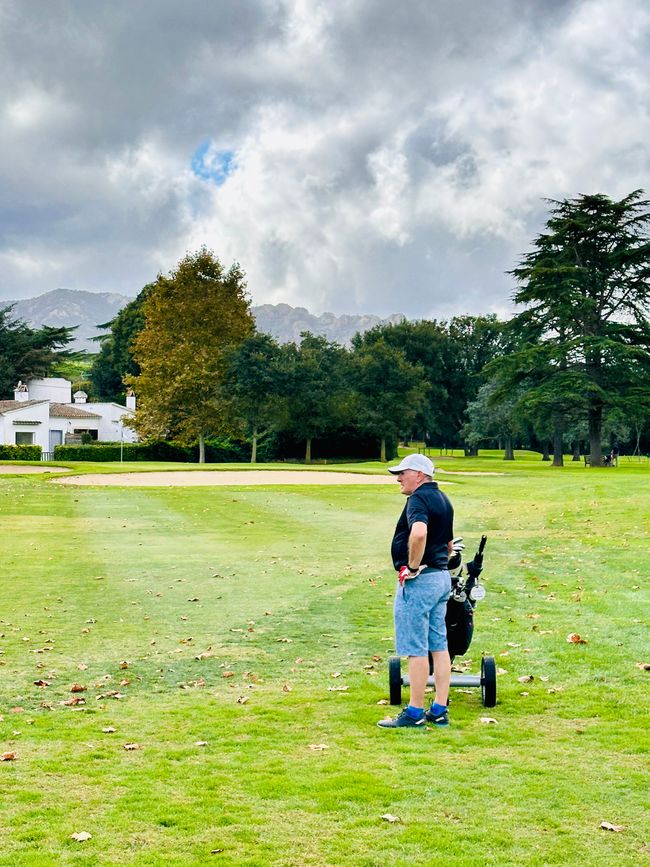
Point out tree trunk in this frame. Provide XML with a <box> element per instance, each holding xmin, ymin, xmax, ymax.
<box><xmin>380</xmin><ymin>437</ymin><xmax>386</xmax><ymax>463</ymax></box>
<box><xmin>541</xmin><ymin>441</ymin><xmax>550</xmax><ymax>461</ymax></box>
<box><xmin>589</xmin><ymin>404</ymin><xmax>603</xmax><ymax>466</ymax></box>
<box><xmin>251</xmin><ymin>427</ymin><xmax>257</xmax><ymax>464</ymax></box>
<box><xmin>198</xmin><ymin>432</ymin><xmax>205</xmax><ymax>464</ymax></box>
<box><xmin>572</xmin><ymin>441</ymin><xmax>581</xmax><ymax>461</ymax></box>
<box><xmin>504</xmin><ymin>437</ymin><xmax>514</xmax><ymax>460</ymax></box>
<box><xmin>552</xmin><ymin>428</ymin><xmax>564</xmax><ymax>467</ymax></box>
<box><xmin>305</xmin><ymin>437</ymin><xmax>312</xmax><ymax>463</ymax></box>
<box><xmin>464</xmin><ymin>446</ymin><xmax>478</xmax><ymax>457</ymax></box>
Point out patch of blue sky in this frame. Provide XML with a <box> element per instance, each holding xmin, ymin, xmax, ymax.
<box><xmin>191</xmin><ymin>140</ymin><xmax>236</xmax><ymax>186</ymax></box>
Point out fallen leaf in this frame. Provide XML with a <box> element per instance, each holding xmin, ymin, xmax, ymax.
<box><xmin>635</xmin><ymin>662</ymin><xmax>650</xmax><ymax>671</ymax></box>
<box><xmin>10</xmin><ymin>707</ymin><xmax>24</xmax><ymax>714</ymax></box>
<box><xmin>566</xmin><ymin>632</ymin><xmax>588</xmax><ymax>644</ymax></box>
<box><xmin>277</xmin><ymin>637</ymin><xmax>293</xmax><ymax>643</ymax></box>
<box><xmin>119</xmin><ymin>679</ymin><xmax>130</xmax><ymax>687</ymax></box>
<box><xmin>195</xmin><ymin>740</ymin><xmax>208</xmax><ymax>746</ymax></box>
<box><xmin>282</xmin><ymin>683</ymin><xmax>292</xmax><ymax>692</ymax></box>
<box><xmin>210</xmin><ymin>849</ymin><xmax>224</xmax><ymax>854</ymax></box>
<box><xmin>222</xmin><ymin>671</ymin><xmax>235</xmax><ymax>678</ymax></box>
<box><xmin>101</xmin><ymin>727</ymin><xmax>116</xmax><ymax>733</ymax></box>
<box><xmin>77</xmin><ymin>663</ymin><xmax>88</xmax><ymax>670</ymax></box>
<box><xmin>119</xmin><ymin>661</ymin><xmax>129</xmax><ymax>669</ymax></box>
<box><xmin>308</xmin><ymin>744</ymin><xmax>329</xmax><ymax>751</ymax></box>
<box><xmin>0</xmin><ymin>752</ymin><xmax>17</xmax><ymax>761</ymax></box>
<box><xmin>600</xmin><ymin>821</ymin><xmax>625</xmax><ymax>832</ymax></box>
<box><xmin>547</xmin><ymin>687</ymin><xmax>563</xmax><ymax>694</ymax></box>
<box><xmin>496</xmin><ymin>668</ymin><xmax>508</xmax><ymax>676</ymax></box>
<box><xmin>381</xmin><ymin>814</ymin><xmax>401</xmax><ymax>823</ymax></box>
<box><xmin>480</xmin><ymin>717</ymin><xmax>498</xmax><ymax>724</ymax></box>
<box><xmin>331</xmin><ymin>672</ymin><xmax>342</xmax><ymax>678</ymax></box>
<box><xmin>71</xmin><ymin>831</ymin><xmax>92</xmax><ymax>842</ymax></box>
<box><xmin>377</xmin><ymin>699</ymin><xmax>389</xmax><ymax>705</ymax></box>
<box><xmin>327</xmin><ymin>685</ymin><xmax>349</xmax><ymax>692</ymax></box>
<box><xmin>70</xmin><ymin>683</ymin><xmax>87</xmax><ymax>693</ymax></box>
<box><xmin>123</xmin><ymin>743</ymin><xmax>141</xmax><ymax>751</ymax></box>
<box><xmin>517</xmin><ymin>675</ymin><xmax>534</xmax><ymax>683</ymax></box>
<box><xmin>33</xmin><ymin>679</ymin><xmax>50</xmax><ymax>687</ymax></box>
<box><xmin>60</xmin><ymin>697</ymin><xmax>85</xmax><ymax>706</ymax></box>
<box><xmin>237</xmin><ymin>696</ymin><xmax>249</xmax><ymax>704</ymax></box>
<box><xmin>539</xmin><ymin>675</ymin><xmax>550</xmax><ymax>682</ymax></box>
<box><xmin>507</xmin><ymin>643</ymin><xmax>521</xmax><ymax>648</ymax></box>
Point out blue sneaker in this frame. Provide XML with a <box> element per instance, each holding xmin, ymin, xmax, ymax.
<box><xmin>377</xmin><ymin>708</ymin><xmax>426</xmax><ymax>729</ymax></box>
<box><xmin>424</xmin><ymin>706</ymin><xmax>449</xmax><ymax>726</ymax></box>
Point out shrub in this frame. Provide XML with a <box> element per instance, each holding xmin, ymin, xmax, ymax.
<box><xmin>0</xmin><ymin>444</ymin><xmax>42</xmax><ymax>461</ymax></box>
<box><xmin>53</xmin><ymin>437</ymin><xmax>252</xmax><ymax>463</ymax></box>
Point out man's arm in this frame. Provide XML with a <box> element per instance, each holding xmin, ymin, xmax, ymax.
<box><xmin>407</xmin><ymin>521</ymin><xmax>427</xmax><ymax>571</ymax></box>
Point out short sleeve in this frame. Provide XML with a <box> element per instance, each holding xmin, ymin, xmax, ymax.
<box><xmin>406</xmin><ymin>491</ymin><xmax>428</xmax><ymax>527</ymax></box>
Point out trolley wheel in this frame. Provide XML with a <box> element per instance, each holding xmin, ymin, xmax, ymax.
<box><xmin>388</xmin><ymin>656</ymin><xmax>402</xmax><ymax>705</ymax></box>
<box><xmin>481</xmin><ymin>655</ymin><xmax>497</xmax><ymax>707</ymax></box>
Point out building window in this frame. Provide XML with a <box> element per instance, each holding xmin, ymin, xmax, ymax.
<box><xmin>15</xmin><ymin>431</ymin><xmax>34</xmax><ymax>445</ymax></box>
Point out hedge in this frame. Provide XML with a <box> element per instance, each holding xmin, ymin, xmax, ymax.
<box><xmin>52</xmin><ymin>431</ymin><xmax>396</xmax><ymax>463</ymax></box>
<box><xmin>0</xmin><ymin>444</ymin><xmax>42</xmax><ymax>461</ymax></box>
<box><xmin>53</xmin><ymin>437</ymin><xmax>250</xmax><ymax>463</ymax></box>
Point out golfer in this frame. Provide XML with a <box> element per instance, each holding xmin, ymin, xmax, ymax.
<box><xmin>378</xmin><ymin>454</ymin><xmax>453</xmax><ymax>729</ymax></box>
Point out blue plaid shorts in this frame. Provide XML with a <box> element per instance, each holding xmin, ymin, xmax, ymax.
<box><xmin>394</xmin><ymin>569</ymin><xmax>452</xmax><ymax>656</ymax></box>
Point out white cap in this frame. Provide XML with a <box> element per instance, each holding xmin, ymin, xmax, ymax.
<box><xmin>387</xmin><ymin>454</ymin><xmax>434</xmax><ymax>475</ymax></box>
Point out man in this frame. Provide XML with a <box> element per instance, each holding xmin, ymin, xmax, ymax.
<box><xmin>378</xmin><ymin>453</ymin><xmax>453</xmax><ymax>729</ymax></box>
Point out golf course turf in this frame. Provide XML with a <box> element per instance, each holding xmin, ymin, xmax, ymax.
<box><xmin>0</xmin><ymin>453</ymin><xmax>648</xmax><ymax>865</ymax></box>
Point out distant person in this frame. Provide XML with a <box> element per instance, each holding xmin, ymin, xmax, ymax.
<box><xmin>378</xmin><ymin>454</ymin><xmax>454</xmax><ymax>729</ymax></box>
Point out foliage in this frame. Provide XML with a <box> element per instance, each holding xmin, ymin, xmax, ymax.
<box><xmin>0</xmin><ymin>306</ymin><xmax>76</xmax><ymax>399</ymax></box>
<box><xmin>281</xmin><ymin>333</ymin><xmax>352</xmax><ymax>462</ymax></box>
<box><xmin>461</xmin><ymin>378</ymin><xmax>526</xmax><ymax>460</ymax></box>
<box><xmin>350</xmin><ymin>336</ymin><xmax>428</xmax><ymax>461</ymax></box>
<box><xmin>53</xmin><ymin>436</ymin><xmax>250</xmax><ymax>463</ymax></box>
<box><xmin>0</xmin><ymin>444</ymin><xmax>41</xmax><ymax>460</ymax></box>
<box><xmin>509</xmin><ymin>190</ymin><xmax>650</xmax><ymax>465</ymax></box>
<box><xmin>224</xmin><ymin>332</ymin><xmax>286</xmax><ymax>462</ymax></box>
<box><xmin>126</xmin><ymin>249</ymin><xmax>254</xmax><ymax>460</ymax></box>
<box><xmin>89</xmin><ymin>288</ymin><xmax>150</xmax><ymax>402</ymax></box>
<box><xmin>352</xmin><ymin>316</ymin><xmax>506</xmax><ymax>447</ymax></box>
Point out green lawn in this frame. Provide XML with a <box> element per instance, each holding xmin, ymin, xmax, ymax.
<box><xmin>0</xmin><ymin>457</ymin><xmax>648</xmax><ymax>865</ymax></box>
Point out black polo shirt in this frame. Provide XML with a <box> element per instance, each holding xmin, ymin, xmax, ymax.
<box><xmin>391</xmin><ymin>481</ymin><xmax>454</xmax><ymax>571</ymax></box>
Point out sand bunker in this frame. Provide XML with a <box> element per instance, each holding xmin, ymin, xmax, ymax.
<box><xmin>53</xmin><ymin>470</ymin><xmax>405</xmax><ymax>487</ymax></box>
<box><xmin>0</xmin><ymin>465</ymin><xmax>66</xmax><ymax>474</ymax></box>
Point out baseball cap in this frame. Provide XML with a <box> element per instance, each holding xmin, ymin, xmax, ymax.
<box><xmin>387</xmin><ymin>454</ymin><xmax>435</xmax><ymax>475</ymax></box>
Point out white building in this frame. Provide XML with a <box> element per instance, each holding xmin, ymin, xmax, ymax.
<box><xmin>0</xmin><ymin>378</ymin><xmax>137</xmax><ymax>457</ymax></box>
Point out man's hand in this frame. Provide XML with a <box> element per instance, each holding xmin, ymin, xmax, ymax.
<box><xmin>398</xmin><ymin>565</ymin><xmax>426</xmax><ymax>586</ymax></box>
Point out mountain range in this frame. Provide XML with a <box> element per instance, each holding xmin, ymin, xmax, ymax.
<box><xmin>4</xmin><ymin>289</ymin><xmax>405</xmax><ymax>351</ymax></box>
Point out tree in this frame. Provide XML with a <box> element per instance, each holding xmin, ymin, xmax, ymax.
<box><xmin>0</xmin><ymin>306</ymin><xmax>75</xmax><ymax>398</ymax></box>
<box><xmin>352</xmin><ymin>316</ymin><xmax>506</xmax><ymax>450</ymax></box>
<box><xmin>126</xmin><ymin>249</ymin><xmax>254</xmax><ymax>462</ymax></box>
<box><xmin>89</xmin><ymin>287</ymin><xmax>150</xmax><ymax>402</ymax></box>
<box><xmin>224</xmin><ymin>332</ymin><xmax>286</xmax><ymax>462</ymax></box>
<box><xmin>461</xmin><ymin>378</ymin><xmax>525</xmax><ymax>460</ymax></box>
<box><xmin>510</xmin><ymin>191</ymin><xmax>650</xmax><ymax>466</ymax></box>
<box><xmin>282</xmin><ymin>334</ymin><xmax>351</xmax><ymax>463</ymax></box>
<box><xmin>351</xmin><ymin>337</ymin><xmax>428</xmax><ymax>461</ymax></box>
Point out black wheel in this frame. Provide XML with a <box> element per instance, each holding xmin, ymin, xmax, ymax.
<box><xmin>388</xmin><ymin>656</ymin><xmax>402</xmax><ymax>705</ymax></box>
<box><xmin>481</xmin><ymin>655</ymin><xmax>497</xmax><ymax>707</ymax></box>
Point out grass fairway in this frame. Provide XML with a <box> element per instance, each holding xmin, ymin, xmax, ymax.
<box><xmin>1</xmin><ymin>456</ymin><xmax>648</xmax><ymax>865</ymax></box>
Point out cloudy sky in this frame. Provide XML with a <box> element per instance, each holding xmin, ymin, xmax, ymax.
<box><xmin>1</xmin><ymin>0</ymin><xmax>649</xmax><ymax>318</ymax></box>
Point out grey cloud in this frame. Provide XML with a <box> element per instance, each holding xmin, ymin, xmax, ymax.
<box><xmin>0</xmin><ymin>0</ymin><xmax>649</xmax><ymax>321</ymax></box>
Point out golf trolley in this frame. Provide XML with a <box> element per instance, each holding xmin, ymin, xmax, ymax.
<box><xmin>388</xmin><ymin>535</ymin><xmax>497</xmax><ymax>707</ymax></box>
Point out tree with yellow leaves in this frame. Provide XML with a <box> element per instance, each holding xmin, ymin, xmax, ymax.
<box><xmin>127</xmin><ymin>248</ymin><xmax>254</xmax><ymax>462</ymax></box>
